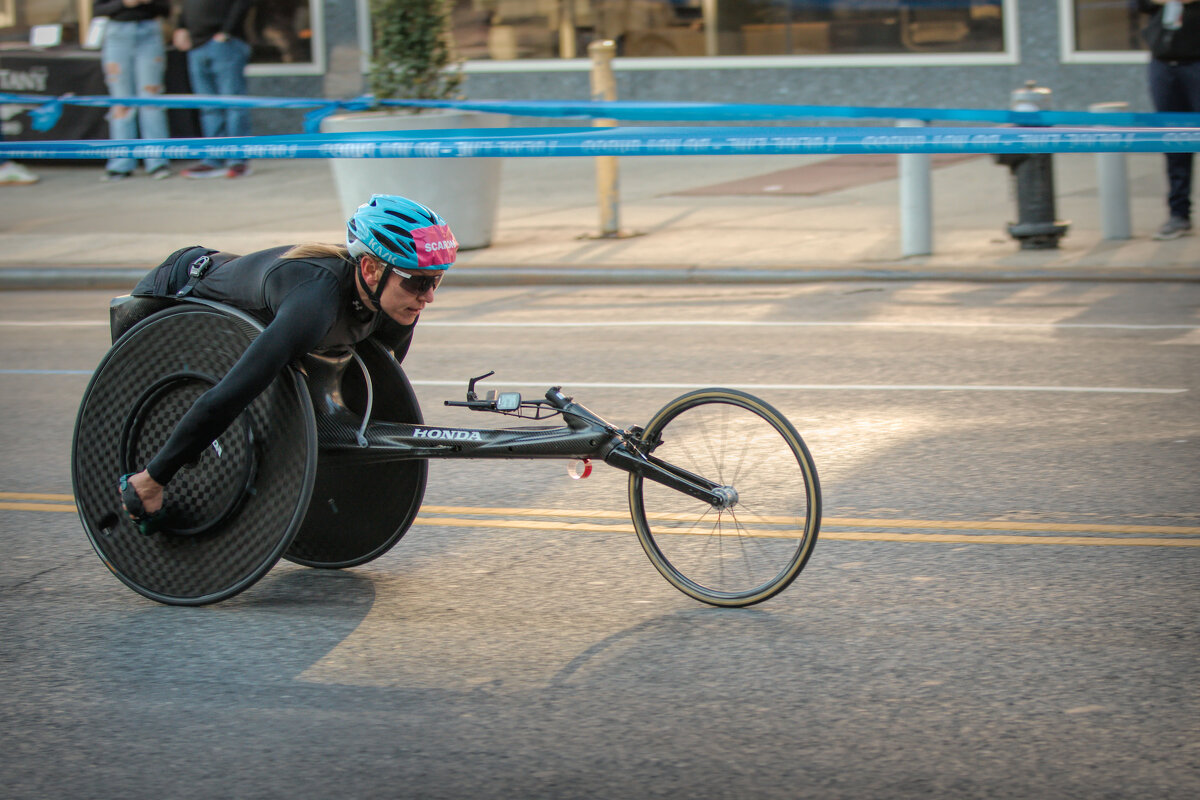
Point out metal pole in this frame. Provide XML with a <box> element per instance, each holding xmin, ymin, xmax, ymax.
<box><xmin>702</xmin><ymin>0</ymin><xmax>719</xmax><ymax>56</ymax></box>
<box><xmin>558</xmin><ymin>0</ymin><xmax>577</xmax><ymax>59</ymax></box>
<box><xmin>898</xmin><ymin>119</ymin><xmax>932</xmax><ymax>257</ymax></box>
<box><xmin>1089</xmin><ymin>102</ymin><xmax>1132</xmax><ymax>240</ymax></box>
<box><xmin>589</xmin><ymin>39</ymin><xmax>620</xmax><ymax>238</ymax></box>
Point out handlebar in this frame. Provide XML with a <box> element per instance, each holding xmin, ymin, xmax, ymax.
<box><xmin>442</xmin><ymin>374</ymin><xmax>615</xmax><ymax>430</ymax></box>
<box><xmin>444</xmin><ymin>374</ymin><xmax>568</xmax><ymax>421</ymax></box>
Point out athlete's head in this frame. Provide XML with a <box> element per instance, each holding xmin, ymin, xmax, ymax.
<box><xmin>346</xmin><ymin>195</ymin><xmax>457</xmax><ymax>318</ymax></box>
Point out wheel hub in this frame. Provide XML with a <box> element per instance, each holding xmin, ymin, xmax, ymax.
<box><xmin>711</xmin><ymin>485</ymin><xmax>739</xmax><ymax>510</ymax></box>
<box><xmin>122</xmin><ymin>372</ymin><xmax>257</xmax><ymax>536</ymax></box>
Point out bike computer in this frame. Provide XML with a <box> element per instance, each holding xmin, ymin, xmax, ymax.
<box><xmin>496</xmin><ymin>392</ymin><xmax>521</xmax><ymax>412</ymax></box>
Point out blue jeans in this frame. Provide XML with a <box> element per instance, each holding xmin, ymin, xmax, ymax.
<box><xmin>187</xmin><ymin>37</ymin><xmax>252</xmax><ymax>168</ymax></box>
<box><xmin>101</xmin><ymin>19</ymin><xmax>169</xmax><ymax>173</ymax></box>
<box><xmin>1149</xmin><ymin>59</ymin><xmax>1200</xmax><ymax>221</ymax></box>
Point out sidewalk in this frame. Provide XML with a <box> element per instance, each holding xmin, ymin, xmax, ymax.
<box><xmin>0</xmin><ymin>151</ymin><xmax>1195</xmax><ymax>288</ymax></box>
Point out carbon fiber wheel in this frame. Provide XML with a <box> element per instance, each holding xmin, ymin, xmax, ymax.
<box><xmin>72</xmin><ymin>302</ymin><xmax>317</xmax><ymax>605</ymax></box>
<box><xmin>121</xmin><ymin>372</ymin><xmax>256</xmax><ymax>536</ymax></box>
<box><xmin>285</xmin><ymin>339</ymin><xmax>427</xmax><ymax>568</ymax></box>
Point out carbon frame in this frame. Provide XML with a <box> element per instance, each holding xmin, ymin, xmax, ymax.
<box><xmin>304</xmin><ymin>352</ymin><xmax>727</xmax><ymax>507</ymax></box>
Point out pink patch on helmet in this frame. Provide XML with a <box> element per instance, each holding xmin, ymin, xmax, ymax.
<box><xmin>412</xmin><ymin>224</ymin><xmax>458</xmax><ymax>268</ymax></box>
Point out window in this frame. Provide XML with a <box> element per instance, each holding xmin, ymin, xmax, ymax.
<box><xmin>1072</xmin><ymin>0</ymin><xmax>1143</xmax><ymax>52</ymax></box>
<box><xmin>450</xmin><ymin>0</ymin><xmax>1008</xmax><ymax>61</ymax></box>
<box><xmin>0</xmin><ymin>1</ymin><xmax>321</xmax><ymax>71</ymax></box>
<box><xmin>0</xmin><ymin>0</ymin><xmax>85</xmax><ymax>46</ymax></box>
<box><xmin>242</xmin><ymin>0</ymin><xmax>315</xmax><ymax>65</ymax></box>
<box><xmin>1063</xmin><ymin>0</ymin><xmax>1154</xmax><ymax>62</ymax></box>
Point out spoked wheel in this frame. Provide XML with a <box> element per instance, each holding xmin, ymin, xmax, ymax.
<box><xmin>629</xmin><ymin>389</ymin><xmax>821</xmax><ymax>607</ymax></box>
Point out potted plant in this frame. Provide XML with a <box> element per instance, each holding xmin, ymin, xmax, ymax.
<box><xmin>323</xmin><ymin>0</ymin><xmax>506</xmax><ymax>249</ymax></box>
<box><xmin>368</xmin><ymin>0</ymin><xmax>462</xmax><ymax>102</ymax></box>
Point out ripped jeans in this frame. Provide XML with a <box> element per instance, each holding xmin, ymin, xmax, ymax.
<box><xmin>102</xmin><ymin>19</ymin><xmax>169</xmax><ymax>173</ymax></box>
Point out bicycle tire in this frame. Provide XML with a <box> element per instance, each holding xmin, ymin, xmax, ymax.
<box><xmin>628</xmin><ymin>388</ymin><xmax>820</xmax><ymax>607</ymax></box>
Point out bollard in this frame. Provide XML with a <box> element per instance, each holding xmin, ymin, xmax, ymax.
<box><xmin>994</xmin><ymin>81</ymin><xmax>1069</xmax><ymax>249</ymax></box>
<box><xmin>898</xmin><ymin>119</ymin><xmax>932</xmax><ymax>257</ymax></box>
<box><xmin>1089</xmin><ymin>102</ymin><xmax>1132</xmax><ymax>240</ymax></box>
<box><xmin>558</xmin><ymin>0</ymin><xmax>577</xmax><ymax>59</ymax></box>
<box><xmin>589</xmin><ymin>39</ymin><xmax>620</xmax><ymax>238</ymax></box>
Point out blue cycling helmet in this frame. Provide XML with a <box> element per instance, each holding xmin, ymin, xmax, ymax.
<box><xmin>346</xmin><ymin>194</ymin><xmax>458</xmax><ymax>272</ymax></box>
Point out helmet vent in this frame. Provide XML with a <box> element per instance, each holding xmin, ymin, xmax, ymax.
<box><xmin>377</xmin><ymin>236</ymin><xmax>410</xmax><ymax>254</ymax></box>
<box><xmin>345</xmin><ymin>195</ymin><xmax>453</xmax><ymax>271</ymax></box>
<box><xmin>384</xmin><ymin>210</ymin><xmax>420</xmax><ymax>225</ymax></box>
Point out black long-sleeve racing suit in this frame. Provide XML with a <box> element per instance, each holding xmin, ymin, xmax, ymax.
<box><xmin>132</xmin><ymin>245</ymin><xmax>414</xmax><ymax>485</ymax></box>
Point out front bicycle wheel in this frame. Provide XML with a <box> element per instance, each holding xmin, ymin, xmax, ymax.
<box><xmin>629</xmin><ymin>389</ymin><xmax>820</xmax><ymax>607</ymax></box>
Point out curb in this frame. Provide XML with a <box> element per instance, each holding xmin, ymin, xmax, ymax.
<box><xmin>0</xmin><ymin>269</ymin><xmax>149</xmax><ymax>290</ymax></box>
<box><xmin>1</xmin><ymin>266</ymin><xmax>1197</xmax><ymax>291</ymax></box>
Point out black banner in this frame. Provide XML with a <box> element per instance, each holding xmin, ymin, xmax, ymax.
<box><xmin>0</xmin><ymin>47</ymin><xmax>200</xmax><ymax>144</ymax></box>
<box><xmin>0</xmin><ymin>50</ymin><xmax>108</xmax><ymax>141</ymax></box>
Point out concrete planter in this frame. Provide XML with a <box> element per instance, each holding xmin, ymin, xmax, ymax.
<box><xmin>321</xmin><ymin>110</ymin><xmax>506</xmax><ymax>250</ymax></box>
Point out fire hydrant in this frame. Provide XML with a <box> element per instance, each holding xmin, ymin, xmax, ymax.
<box><xmin>994</xmin><ymin>81</ymin><xmax>1070</xmax><ymax>249</ymax></box>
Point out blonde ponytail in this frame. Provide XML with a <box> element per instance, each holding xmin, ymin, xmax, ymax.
<box><xmin>283</xmin><ymin>243</ymin><xmax>353</xmax><ymax>261</ymax></box>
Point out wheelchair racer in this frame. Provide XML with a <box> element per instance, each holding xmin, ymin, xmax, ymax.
<box><xmin>119</xmin><ymin>194</ymin><xmax>456</xmax><ymax>532</ymax></box>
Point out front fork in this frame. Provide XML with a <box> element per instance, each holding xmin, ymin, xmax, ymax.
<box><xmin>604</xmin><ymin>441</ymin><xmax>728</xmax><ymax>509</ymax></box>
<box><xmin>557</xmin><ymin>398</ymin><xmax>729</xmax><ymax>509</ymax></box>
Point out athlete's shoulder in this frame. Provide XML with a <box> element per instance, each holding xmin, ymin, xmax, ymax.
<box><xmin>276</xmin><ymin>251</ymin><xmax>354</xmax><ymax>280</ymax></box>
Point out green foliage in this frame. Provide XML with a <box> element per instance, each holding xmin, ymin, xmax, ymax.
<box><xmin>368</xmin><ymin>0</ymin><xmax>463</xmax><ymax>101</ymax></box>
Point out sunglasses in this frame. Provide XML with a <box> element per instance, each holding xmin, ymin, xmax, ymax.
<box><xmin>391</xmin><ymin>268</ymin><xmax>444</xmax><ymax>295</ymax></box>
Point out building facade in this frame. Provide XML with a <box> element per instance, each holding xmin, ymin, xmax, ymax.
<box><xmin>0</xmin><ymin>1</ymin><xmax>1165</xmax><ymax>136</ymax></box>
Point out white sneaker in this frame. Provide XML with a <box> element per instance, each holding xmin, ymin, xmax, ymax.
<box><xmin>0</xmin><ymin>161</ymin><xmax>38</xmax><ymax>185</ymax></box>
<box><xmin>1153</xmin><ymin>217</ymin><xmax>1193</xmax><ymax>241</ymax></box>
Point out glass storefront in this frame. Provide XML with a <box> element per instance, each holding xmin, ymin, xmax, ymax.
<box><xmin>243</xmin><ymin>0</ymin><xmax>314</xmax><ymax>64</ymax></box>
<box><xmin>450</xmin><ymin>0</ymin><xmax>1009</xmax><ymax>61</ymax></box>
<box><xmin>1072</xmin><ymin>0</ymin><xmax>1144</xmax><ymax>52</ymax></box>
<box><xmin>0</xmin><ymin>0</ymin><xmax>315</xmax><ymax>66</ymax></box>
<box><xmin>0</xmin><ymin>0</ymin><xmax>86</xmax><ymax>46</ymax></box>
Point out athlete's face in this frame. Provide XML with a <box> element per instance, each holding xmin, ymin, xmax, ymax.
<box><xmin>380</xmin><ymin>272</ymin><xmax>434</xmax><ymax>325</ymax></box>
<box><xmin>363</xmin><ymin>259</ymin><xmax>435</xmax><ymax>325</ymax></box>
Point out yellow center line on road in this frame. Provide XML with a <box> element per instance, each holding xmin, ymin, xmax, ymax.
<box><xmin>0</xmin><ymin>502</ymin><xmax>77</xmax><ymax>513</ymax></box>
<box><xmin>408</xmin><ymin>516</ymin><xmax>1200</xmax><ymax>547</ymax></box>
<box><xmin>824</xmin><ymin>517</ymin><xmax>1200</xmax><ymax>535</ymax></box>
<box><xmin>0</xmin><ymin>492</ymin><xmax>74</xmax><ymax>502</ymax></box>
<box><xmin>420</xmin><ymin>505</ymin><xmax>1200</xmax><ymax>536</ymax></box>
<box><xmin>0</xmin><ymin>491</ymin><xmax>77</xmax><ymax>513</ymax></box>
<box><xmin>3</xmin><ymin>494</ymin><xmax>1197</xmax><ymax>546</ymax></box>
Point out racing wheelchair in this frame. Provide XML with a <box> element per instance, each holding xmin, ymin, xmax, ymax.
<box><xmin>72</xmin><ymin>297</ymin><xmax>821</xmax><ymax>607</ymax></box>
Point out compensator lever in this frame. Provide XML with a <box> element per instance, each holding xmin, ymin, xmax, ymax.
<box><xmin>466</xmin><ymin>371</ymin><xmax>495</xmax><ymax>402</ymax></box>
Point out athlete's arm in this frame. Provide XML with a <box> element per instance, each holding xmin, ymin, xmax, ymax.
<box><xmin>144</xmin><ymin>274</ymin><xmax>340</xmax><ymax>484</ymax></box>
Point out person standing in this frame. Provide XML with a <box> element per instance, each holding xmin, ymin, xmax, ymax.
<box><xmin>174</xmin><ymin>0</ymin><xmax>256</xmax><ymax>179</ymax></box>
<box><xmin>94</xmin><ymin>0</ymin><xmax>173</xmax><ymax>181</ymax></box>
<box><xmin>1141</xmin><ymin>0</ymin><xmax>1200</xmax><ymax>239</ymax></box>
<box><xmin>0</xmin><ymin>159</ymin><xmax>39</xmax><ymax>185</ymax></box>
<box><xmin>0</xmin><ymin>126</ymin><xmax>39</xmax><ymax>184</ymax></box>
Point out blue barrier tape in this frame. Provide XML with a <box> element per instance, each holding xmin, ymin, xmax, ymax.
<box><xmin>0</xmin><ymin>93</ymin><xmax>374</xmax><ymax>132</ymax></box>
<box><xmin>382</xmin><ymin>99</ymin><xmax>1200</xmax><ymax>128</ymax></box>
<box><xmin>2</xmin><ymin>126</ymin><xmax>1198</xmax><ymax>161</ymax></box>
<box><xmin>28</xmin><ymin>99</ymin><xmax>65</xmax><ymax>131</ymax></box>
<box><xmin>3</xmin><ymin>93</ymin><xmax>1200</xmax><ymax>129</ymax></box>
<box><xmin>303</xmin><ymin>101</ymin><xmax>369</xmax><ymax>133</ymax></box>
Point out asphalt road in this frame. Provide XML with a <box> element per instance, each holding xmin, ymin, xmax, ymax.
<box><xmin>1</xmin><ymin>281</ymin><xmax>1197</xmax><ymax>799</ymax></box>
